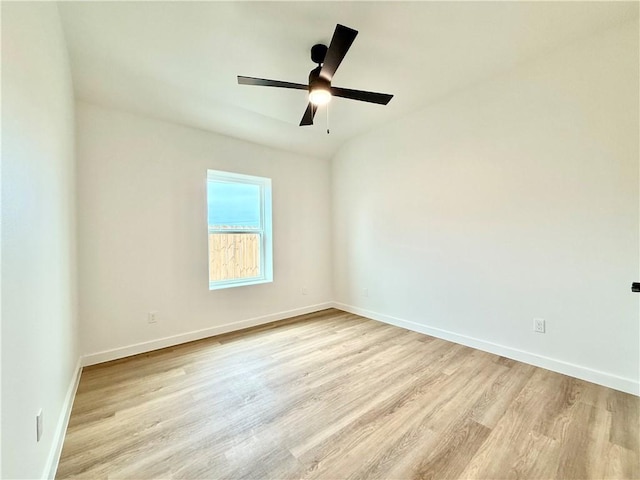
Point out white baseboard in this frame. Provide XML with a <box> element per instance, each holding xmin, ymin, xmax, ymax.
<box><xmin>44</xmin><ymin>358</ymin><xmax>83</xmax><ymax>479</ymax></box>
<box><xmin>78</xmin><ymin>299</ymin><xmax>639</xmax><ymax>391</ymax></box>
<box><xmin>333</xmin><ymin>302</ymin><xmax>639</xmax><ymax>396</ymax></box>
<box><xmin>82</xmin><ymin>303</ymin><xmax>334</xmax><ymax>366</ymax></box>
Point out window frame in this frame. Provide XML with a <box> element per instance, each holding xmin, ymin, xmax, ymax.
<box><xmin>206</xmin><ymin>169</ymin><xmax>273</xmax><ymax>290</ymax></box>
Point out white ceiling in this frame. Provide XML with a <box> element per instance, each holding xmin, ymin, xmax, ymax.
<box><xmin>58</xmin><ymin>1</ymin><xmax>637</xmax><ymax>159</ymax></box>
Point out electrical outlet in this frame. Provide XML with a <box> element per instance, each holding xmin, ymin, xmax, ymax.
<box><xmin>301</xmin><ymin>287</ymin><xmax>308</xmax><ymax>295</ymax></box>
<box><xmin>363</xmin><ymin>288</ymin><xmax>369</xmax><ymax>297</ymax></box>
<box><xmin>533</xmin><ymin>318</ymin><xmax>545</xmax><ymax>333</ymax></box>
<box><xmin>148</xmin><ymin>311</ymin><xmax>157</xmax><ymax>324</ymax></box>
<box><xmin>36</xmin><ymin>409</ymin><xmax>43</xmax><ymax>442</ymax></box>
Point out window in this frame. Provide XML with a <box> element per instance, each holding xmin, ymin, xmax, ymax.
<box><xmin>207</xmin><ymin>170</ymin><xmax>272</xmax><ymax>290</ymax></box>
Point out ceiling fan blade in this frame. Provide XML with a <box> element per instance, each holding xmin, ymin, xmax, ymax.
<box><xmin>319</xmin><ymin>24</ymin><xmax>358</xmax><ymax>81</ymax></box>
<box><xmin>299</xmin><ymin>103</ymin><xmax>317</xmax><ymax>126</ymax></box>
<box><xmin>238</xmin><ymin>76</ymin><xmax>308</xmax><ymax>90</ymax></box>
<box><xmin>331</xmin><ymin>86</ymin><xmax>393</xmax><ymax>105</ymax></box>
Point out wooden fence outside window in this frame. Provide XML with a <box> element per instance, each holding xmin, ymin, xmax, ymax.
<box><xmin>208</xmin><ymin>233</ymin><xmax>260</xmax><ymax>282</ymax></box>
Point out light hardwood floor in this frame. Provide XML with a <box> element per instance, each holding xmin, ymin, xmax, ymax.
<box><xmin>57</xmin><ymin>309</ymin><xmax>639</xmax><ymax>479</ymax></box>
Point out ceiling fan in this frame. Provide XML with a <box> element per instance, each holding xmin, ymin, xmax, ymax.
<box><xmin>238</xmin><ymin>24</ymin><xmax>394</xmax><ymax>127</ymax></box>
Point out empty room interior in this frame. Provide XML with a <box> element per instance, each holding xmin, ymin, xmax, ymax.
<box><xmin>2</xmin><ymin>1</ymin><xmax>639</xmax><ymax>479</ymax></box>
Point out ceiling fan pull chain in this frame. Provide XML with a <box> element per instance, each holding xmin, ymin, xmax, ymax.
<box><xmin>326</xmin><ymin>104</ymin><xmax>330</xmax><ymax>135</ymax></box>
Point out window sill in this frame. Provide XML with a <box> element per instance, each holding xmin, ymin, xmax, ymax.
<box><xmin>209</xmin><ymin>278</ymin><xmax>273</xmax><ymax>291</ymax></box>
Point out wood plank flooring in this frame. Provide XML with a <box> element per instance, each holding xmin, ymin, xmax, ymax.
<box><xmin>56</xmin><ymin>309</ymin><xmax>639</xmax><ymax>479</ymax></box>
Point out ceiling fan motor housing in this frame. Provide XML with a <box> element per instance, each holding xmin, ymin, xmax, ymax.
<box><xmin>309</xmin><ymin>65</ymin><xmax>330</xmax><ymax>92</ymax></box>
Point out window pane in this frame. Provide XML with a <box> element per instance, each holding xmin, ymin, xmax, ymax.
<box><xmin>207</xmin><ymin>181</ymin><xmax>261</xmax><ymax>229</ymax></box>
<box><xmin>209</xmin><ymin>233</ymin><xmax>261</xmax><ymax>281</ymax></box>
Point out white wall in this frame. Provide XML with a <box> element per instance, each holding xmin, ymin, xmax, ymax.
<box><xmin>332</xmin><ymin>20</ymin><xmax>639</xmax><ymax>394</ymax></box>
<box><xmin>1</xmin><ymin>3</ymin><xmax>79</xmax><ymax>479</ymax></box>
<box><xmin>76</xmin><ymin>102</ymin><xmax>332</xmax><ymax>362</ymax></box>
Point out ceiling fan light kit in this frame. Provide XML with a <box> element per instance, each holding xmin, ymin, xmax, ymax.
<box><xmin>309</xmin><ymin>87</ymin><xmax>332</xmax><ymax>106</ymax></box>
<box><xmin>237</xmin><ymin>24</ymin><xmax>393</xmax><ymax>127</ymax></box>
